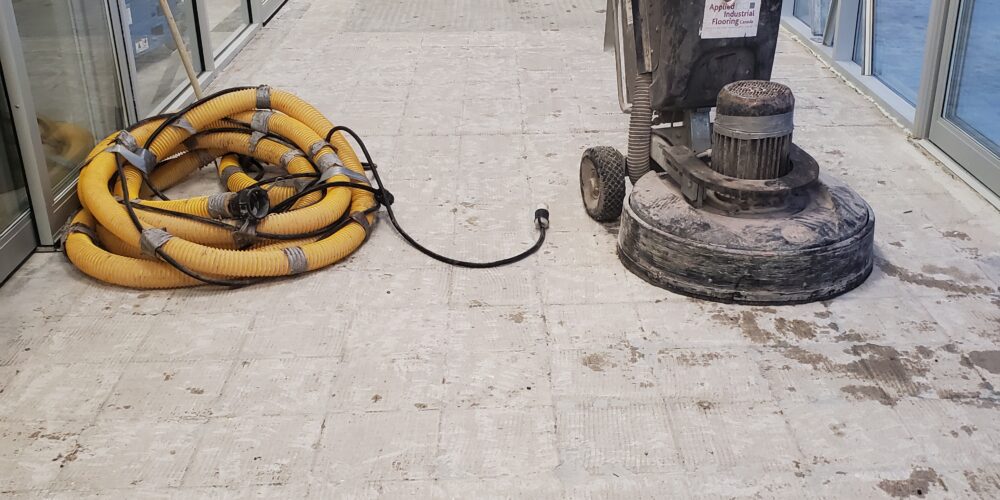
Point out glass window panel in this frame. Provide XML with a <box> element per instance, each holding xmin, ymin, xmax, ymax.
<box><xmin>208</xmin><ymin>0</ymin><xmax>250</xmax><ymax>56</ymax></box>
<box><xmin>124</xmin><ymin>0</ymin><xmax>203</xmax><ymax>115</ymax></box>
<box><xmin>12</xmin><ymin>0</ymin><xmax>125</xmax><ymax>192</ymax></box>
<box><xmin>0</xmin><ymin>76</ymin><xmax>30</xmax><ymax>231</ymax></box>
<box><xmin>794</xmin><ymin>0</ymin><xmax>815</xmax><ymax>28</ymax></box>
<box><xmin>853</xmin><ymin>2</ymin><xmax>866</xmax><ymax>66</ymax></box>
<box><xmin>944</xmin><ymin>0</ymin><xmax>1000</xmax><ymax>155</ymax></box>
<box><xmin>794</xmin><ymin>0</ymin><xmax>833</xmax><ymax>36</ymax></box>
<box><xmin>872</xmin><ymin>0</ymin><xmax>932</xmax><ymax>105</ymax></box>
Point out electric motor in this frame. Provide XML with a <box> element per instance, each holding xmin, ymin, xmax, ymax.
<box><xmin>711</xmin><ymin>80</ymin><xmax>795</xmax><ymax>180</ymax></box>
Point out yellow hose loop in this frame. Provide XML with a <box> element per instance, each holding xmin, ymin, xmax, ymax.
<box><xmin>66</xmin><ymin>87</ymin><xmax>378</xmax><ymax>288</ymax></box>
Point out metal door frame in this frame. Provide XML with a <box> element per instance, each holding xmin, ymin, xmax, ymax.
<box><xmin>0</xmin><ymin>64</ymin><xmax>35</xmax><ymax>282</ymax></box>
<box><xmin>926</xmin><ymin>0</ymin><xmax>1000</xmax><ymax>196</ymax></box>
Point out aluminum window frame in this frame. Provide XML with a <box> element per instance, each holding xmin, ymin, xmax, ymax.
<box><xmin>926</xmin><ymin>0</ymin><xmax>1000</xmax><ymax>198</ymax></box>
<box><xmin>782</xmin><ymin>0</ymin><xmax>1000</xmax><ymax>199</ymax></box>
<box><xmin>0</xmin><ymin>0</ymin><xmax>130</xmax><ymax>245</ymax></box>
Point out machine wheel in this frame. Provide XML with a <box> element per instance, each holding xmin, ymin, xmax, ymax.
<box><xmin>580</xmin><ymin>146</ymin><xmax>626</xmax><ymax>222</ymax></box>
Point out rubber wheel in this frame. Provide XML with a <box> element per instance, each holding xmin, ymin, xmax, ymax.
<box><xmin>579</xmin><ymin>146</ymin><xmax>626</xmax><ymax>222</ymax></box>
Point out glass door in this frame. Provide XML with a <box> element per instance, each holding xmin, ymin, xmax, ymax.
<box><xmin>0</xmin><ymin>68</ymin><xmax>35</xmax><ymax>282</ymax></box>
<box><xmin>120</xmin><ymin>0</ymin><xmax>205</xmax><ymax>115</ymax></box>
<box><xmin>7</xmin><ymin>0</ymin><xmax>127</xmax><ymax>244</ymax></box>
<box><xmin>257</xmin><ymin>0</ymin><xmax>287</xmax><ymax>23</ymax></box>
<box><xmin>207</xmin><ymin>0</ymin><xmax>251</xmax><ymax>57</ymax></box>
<box><xmin>929</xmin><ymin>0</ymin><xmax>1000</xmax><ymax>195</ymax></box>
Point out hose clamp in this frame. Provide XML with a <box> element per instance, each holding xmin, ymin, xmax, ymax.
<box><xmin>207</xmin><ymin>193</ymin><xmax>233</xmax><ymax>219</ymax></box>
<box><xmin>195</xmin><ymin>149</ymin><xmax>218</xmax><ymax>166</ymax></box>
<box><xmin>279</xmin><ymin>150</ymin><xmax>306</xmax><ymax>169</ymax></box>
<box><xmin>233</xmin><ymin>220</ymin><xmax>258</xmax><ymax>249</ymax></box>
<box><xmin>315</xmin><ymin>152</ymin><xmax>343</xmax><ymax>172</ymax></box>
<box><xmin>248</xmin><ymin>131</ymin><xmax>266</xmax><ymax>155</ymax></box>
<box><xmin>283</xmin><ymin>247</ymin><xmax>309</xmax><ymax>275</ymax></box>
<box><xmin>107</xmin><ymin>131</ymin><xmax>157</xmax><ymax>175</ymax></box>
<box><xmin>67</xmin><ymin>223</ymin><xmax>99</xmax><ymax>242</ymax></box>
<box><xmin>220</xmin><ymin>165</ymin><xmax>242</xmax><ymax>186</ymax></box>
<box><xmin>714</xmin><ymin>112</ymin><xmax>795</xmax><ymax>140</ymax></box>
<box><xmin>140</xmin><ymin>228</ymin><xmax>173</xmax><ymax>258</ymax></box>
<box><xmin>307</xmin><ymin>140</ymin><xmax>328</xmax><ymax>159</ymax></box>
<box><xmin>256</xmin><ymin>85</ymin><xmax>272</xmax><ymax>109</ymax></box>
<box><xmin>251</xmin><ymin>110</ymin><xmax>273</xmax><ymax>133</ymax></box>
<box><xmin>170</xmin><ymin>117</ymin><xmax>197</xmax><ymax>135</ymax></box>
<box><xmin>320</xmin><ymin>166</ymin><xmax>370</xmax><ymax>185</ymax></box>
<box><xmin>350</xmin><ymin>211</ymin><xmax>372</xmax><ymax>241</ymax></box>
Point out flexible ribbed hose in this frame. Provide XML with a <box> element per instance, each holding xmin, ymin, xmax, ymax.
<box><xmin>65</xmin><ymin>87</ymin><xmax>378</xmax><ymax>288</ymax></box>
<box><xmin>627</xmin><ymin>72</ymin><xmax>653</xmax><ymax>185</ymax></box>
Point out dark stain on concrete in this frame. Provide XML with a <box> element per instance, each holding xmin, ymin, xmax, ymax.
<box><xmin>582</xmin><ymin>353</ymin><xmax>610</xmax><ymax>372</ymax></box>
<box><xmin>921</xmin><ymin>264</ymin><xmax>983</xmax><ymax>282</ymax></box>
<box><xmin>774</xmin><ymin>318</ymin><xmax>818</xmax><ymax>339</ymax></box>
<box><xmin>964</xmin><ymin>468</ymin><xmax>1000</xmax><ymax>496</ymax></box>
<box><xmin>876</xmin><ymin>257</ymin><xmax>994</xmax><ymax>295</ymax></box>
<box><xmin>506</xmin><ymin>311</ymin><xmax>526</xmax><ymax>324</ymax></box>
<box><xmin>878</xmin><ymin>467</ymin><xmax>945</xmax><ymax>498</ymax></box>
<box><xmin>673</xmin><ymin>351</ymin><xmax>722</xmax><ymax>366</ymax></box>
<box><xmin>842</xmin><ymin>384</ymin><xmax>895</xmax><ymax>406</ymax></box>
<box><xmin>941</xmin><ymin>230</ymin><xmax>971</xmax><ymax>241</ymax></box>
<box><xmin>780</xmin><ymin>343</ymin><xmax>936</xmax><ymax>405</ymax></box>
<box><xmin>712</xmin><ymin>311</ymin><xmax>774</xmax><ymax>344</ymax></box>
<box><xmin>967</xmin><ymin>351</ymin><xmax>1000</xmax><ymax>374</ymax></box>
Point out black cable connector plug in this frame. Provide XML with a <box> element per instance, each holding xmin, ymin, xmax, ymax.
<box><xmin>231</xmin><ymin>187</ymin><xmax>270</xmax><ymax>221</ymax></box>
<box><xmin>534</xmin><ymin>204</ymin><xmax>550</xmax><ymax>230</ymax></box>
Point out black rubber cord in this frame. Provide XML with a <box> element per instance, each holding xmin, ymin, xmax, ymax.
<box><xmin>326</xmin><ymin>126</ymin><xmax>549</xmax><ymax>269</ymax></box>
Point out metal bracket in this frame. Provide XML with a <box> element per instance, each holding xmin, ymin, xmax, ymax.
<box><xmin>685</xmin><ymin>109</ymin><xmax>712</xmax><ymax>154</ymax></box>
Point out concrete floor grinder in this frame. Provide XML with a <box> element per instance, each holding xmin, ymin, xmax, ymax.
<box><xmin>580</xmin><ymin>0</ymin><xmax>875</xmax><ymax>305</ymax></box>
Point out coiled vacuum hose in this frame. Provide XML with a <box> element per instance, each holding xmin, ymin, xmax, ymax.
<box><xmin>64</xmin><ymin>86</ymin><xmax>549</xmax><ymax>288</ymax></box>
<box><xmin>627</xmin><ymin>72</ymin><xmax>653</xmax><ymax>184</ymax></box>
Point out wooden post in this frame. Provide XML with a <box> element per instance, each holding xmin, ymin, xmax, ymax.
<box><xmin>158</xmin><ymin>0</ymin><xmax>203</xmax><ymax>99</ymax></box>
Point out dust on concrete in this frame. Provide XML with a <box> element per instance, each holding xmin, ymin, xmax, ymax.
<box><xmin>506</xmin><ymin>311</ymin><xmax>526</xmax><ymax>324</ymax></box>
<box><xmin>778</xmin><ymin>343</ymin><xmax>934</xmax><ymax>405</ymax></box>
<box><xmin>940</xmin><ymin>230</ymin><xmax>971</xmax><ymax>241</ymax></box>
<box><xmin>774</xmin><ymin>317</ymin><xmax>819</xmax><ymax>340</ymax></box>
<box><xmin>619</xmin><ymin>340</ymin><xmax>644</xmax><ymax>364</ymax></box>
<box><xmin>711</xmin><ymin>311</ymin><xmax>773</xmax><ymax>344</ymax></box>
<box><xmin>53</xmin><ymin>443</ymin><xmax>83</xmax><ymax>467</ymax></box>
<box><xmin>582</xmin><ymin>353</ymin><xmax>610</xmax><ymax>372</ymax></box>
<box><xmin>876</xmin><ymin>257</ymin><xmax>995</xmax><ymax>295</ymax></box>
<box><xmin>878</xmin><ymin>467</ymin><xmax>945</xmax><ymax>498</ymax></box>
<box><xmin>672</xmin><ymin>351</ymin><xmax>722</xmax><ymax>366</ymax></box>
<box><xmin>711</xmin><ymin>309</ymin><xmax>840</xmax><ymax>344</ymax></box>
<box><xmin>964</xmin><ymin>468</ymin><xmax>1000</xmax><ymax>496</ymax></box>
<box><xmin>921</xmin><ymin>264</ymin><xmax>983</xmax><ymax>282</ymax></box>
<box><xmin>967</xmin><ymin>351</ymin><xmax>1000</xmax><ymax>374</ymax></box>
<box><xmin>841</xmin><ymin>385</ymin><xmax>895</xmax><ymax>406</ymax></box>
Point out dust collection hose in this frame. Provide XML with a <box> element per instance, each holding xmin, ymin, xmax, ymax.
<box><xmin>63</xmin><ymin>86</ymin><xmax>549</xmax><ymax>289</ymax></box>
<box><xmin>627</xmin><ymin>72</ymin><xmax>653</xmax><ymax>184</ymax></box>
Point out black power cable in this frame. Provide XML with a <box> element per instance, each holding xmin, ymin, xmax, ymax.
<box><xmin>325</xmin><ymin>126</ymin><xmax>549</xmax><ymax>269</ymax></box>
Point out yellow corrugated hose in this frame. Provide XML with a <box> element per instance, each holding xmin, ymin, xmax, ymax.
<box><xmin>64</xmin><ymin>86</ymin><xmax>378</xmax><ymax>288</ymax></box>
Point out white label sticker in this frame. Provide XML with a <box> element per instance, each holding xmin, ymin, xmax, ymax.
<box><xmin>700</xmin><ymin>0</ymin><xmax>761</xmax><ymax>39</ymax></box>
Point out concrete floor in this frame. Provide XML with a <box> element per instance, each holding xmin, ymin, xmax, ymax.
<box><xmin>3</xmin><ymin>0</ymin><xmax>1000</xmax><ymax>498</ymax></box>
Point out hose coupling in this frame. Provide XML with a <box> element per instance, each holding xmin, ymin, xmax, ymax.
<box><xmin>534</xmin><ymin>204</ymin><xmax>550</xmax><ymax>230</ymax></box>
<box><xmin>232</xmin><ymin>187</ymin><xmax>270</xmax><ymax>221</ymax></box>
